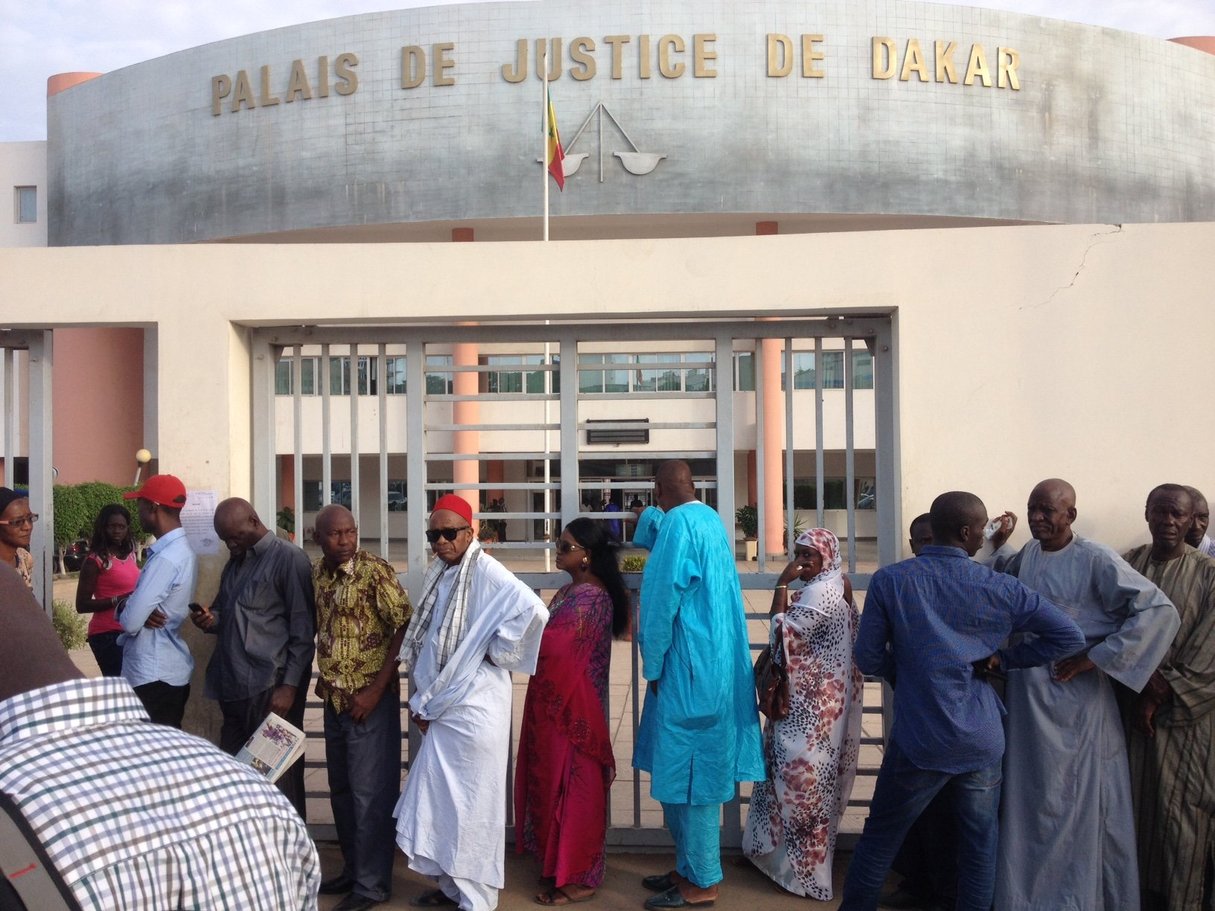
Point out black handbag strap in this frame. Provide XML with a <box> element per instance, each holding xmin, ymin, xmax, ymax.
<box><xmin>0</xmin><ymin>792</ymin><xmax>82</xmax><ymax>911</ymax></box>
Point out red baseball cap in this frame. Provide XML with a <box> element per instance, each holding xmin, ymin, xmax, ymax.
<box><xmin>431</xmin><ymin>494</ymin><xmax>473</xmax><ymax>524</ymax></box>
<box><xmin>124</xmin><ymin>474</ymin><xmax>188</xmax><ymax>509</ymax></box>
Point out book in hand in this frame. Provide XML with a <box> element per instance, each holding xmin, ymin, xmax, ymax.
<box><xmin>235</xmin><ymin>712</ymin><xmax>306</xmax><ymax>783</ymax></box>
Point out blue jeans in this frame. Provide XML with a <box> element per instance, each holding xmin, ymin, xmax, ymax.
<box><xmin>324</xmin><ymin>692</ymin><xmax>402</xmax><ymax>901</ymax></box>
<box><xmin>840</xmin><ymin>740</ymin><xmax>1002</xmax><ymax>911</ymax></box>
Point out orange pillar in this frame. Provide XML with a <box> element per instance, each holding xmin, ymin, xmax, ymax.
<box><xmin>451</xmin><ymin>228</ymin><xmax>480</xmax><ymax>528</ymax></box>
<box><xmin>757</xmin><ymin>222</ymin><xmax>785</xmax><ymax>558</ymax></box>
<box><xmin>48</xmin><ymin>72</ymin><xmax>102</xmax><ymax>97</ymax></box>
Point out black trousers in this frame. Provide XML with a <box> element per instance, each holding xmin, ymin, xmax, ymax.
<box><xmin>133</xmin><ymin>681</ymin><xmax>189</xmax><ymax>728</ymax></box>
<box><xmin>219</xmin><ymin>684</ymin><xmax>309</xmax><ymax>820</ymax></box>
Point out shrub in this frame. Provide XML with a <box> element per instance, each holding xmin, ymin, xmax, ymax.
<box><xmin>620</xmin><ymin>554</ymin><xmax>648</xmax><ymax>573</ymax></box>
<box><xmin>52</xmin><ymin>600</ymin><xmax>88</xmax><ymax>650</ymax></box>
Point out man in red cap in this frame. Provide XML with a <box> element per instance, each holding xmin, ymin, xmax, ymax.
<box><xmin>394</xmin><ymin>493</ymin><xmax>548</xmax><ymax>911</ymax></box>
<box><xmin>119</xmin><ymin>474</ymin><xmax>197</xmax><ymax>727</ymax></box>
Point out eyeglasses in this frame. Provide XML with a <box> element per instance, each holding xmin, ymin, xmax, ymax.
<box><xmin>0</xmin><ymin>513</ymin><xmax>39</xmax><ymax>528</ymax></box>
<box><xmin>425</xmin><ymin>526</ymin><xmax>470</xmax><ymax>544</ymax></box>
<box><xmin>555</xmin><ymin>541</ymin><xmax>585</xmax><ymax>554</ymax></box>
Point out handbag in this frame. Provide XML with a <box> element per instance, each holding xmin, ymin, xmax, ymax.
<box><xmin>754</xmin><ymin>629</ymin><xmax>790</xmax><ymax>721</ymax></box>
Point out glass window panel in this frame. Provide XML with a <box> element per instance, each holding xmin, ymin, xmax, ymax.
<box><xmin>735</xmin><ymin>353</ymin><xmax>755</xmax><ymax>392</ymax></box>
<box><xmin>386</xmin><ymin>356</ymin><xmax>407</xmax><ymax>394</ymax></box>
<box><xmin>852</xmin><ymin>350</ymin><xmax>874</xmax><ymax>390</ymax></box>
<box><xmin>275</xmin><ymin>359</ymin><xmax>292</xmax><ymax>395</ymax></box>
<box><xmin>329</xmin><ymin>356</ymin><xmax>351</xmax><ymax>395</ymax></box>
<box><xmin>15</xmin><ymin>187</ymin><xmax>36</xmax><ymax>224</ymax></box>
<box><xmin>300</xmin><ymin>357</ymin><xmax>317</xmax><ymax>396</ymax></box>
<box><xmin>792</xmin><ymin>352</ymin><xmax>816</xmax><ymax>390</ymax></box>
<box><xmin>821</xmin><ymin>352</ymin><xmax>845</xmax><ymax>389</ymax></box>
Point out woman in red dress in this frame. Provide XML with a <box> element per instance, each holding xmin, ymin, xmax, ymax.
<box><xmin>74</xmin><ymin>504</ymin><xmax>140</xmax><ymax>677</ymax></box>
<box><xmin>515</xmin><ymin>517</ymin><xmax>630</xmax><ymax>906</ymax></box>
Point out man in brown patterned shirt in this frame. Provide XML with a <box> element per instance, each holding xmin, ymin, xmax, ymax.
<box><xmin>313</xmin><ymin>504</ymin><xmax>412</xmax><ymax>911</ymax></box>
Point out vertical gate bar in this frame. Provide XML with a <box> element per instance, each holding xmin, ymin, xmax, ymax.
<box><xmin>250</xmin><ymin>338</ymin><xmax>277</xmax><ymax>525</ymax></box>
<box><xmin>405</xmin><ymin>340</ymin><xmax>427</xmax><ymax>595</ymax></box>
<box><xmin>292</xmin><ymin>347</ymin><xmax>304</xmax><ymax>550</ymax></box>
<box><xmin>844</xmin><ymin>338</ymin><xmax>857</xmax><ymax>573</ymax></box>
<box><xmin>784</xmin><ymin>337</ymin><xmax>795</xmax><ymax>554</ymax></box>
<box><xmin>321</xmin><ymin>344</ymin><xmax>332</xmax><ymax>507</ymax></box>
<box><xmin>558</xmin><ymin>335</ymin><xmax>579</xmax><ymax>532</ymax></box>
<box><xmin>814</xmin><ymin>337</ymin><xmax>825</xmax><ymax>529</ymax></box>
<box><xmin>873</xmin><ymin>324</ymin><xmax>899</xmax><ymax>568</ymax></box>
<box><xmin>349</xmin><ymin>344</ymin><xmax>361</xmax><ymax>534</ymax></box>
<box><xmin>27</xmin><ymin>331</ymin><xmax>53</xmax><ymax>611</ymax></box>
<box><xmin>378</xmin><ymin>344</ymin><xmax>389</xmax><ymax>556</ymax></box>
<box><xmin>1</xmin><ymin>348</ymin><xmax>11</xmax><ymax>484</ymax></box>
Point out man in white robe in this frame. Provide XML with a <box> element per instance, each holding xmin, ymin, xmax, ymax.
<box><xmin>994</xmin><ymin>479</ymin><xmax>1179</xmax><ymax>911</ymax></box>
<box><xmin>394</xmin><ymin>494</ymin><xmax>548</xmax><ymax>911</ymax></box>
<box><xmin>1184</xmin><ymin>486</ymin><xmax>1215</xmax><ymax>557</ymax></box>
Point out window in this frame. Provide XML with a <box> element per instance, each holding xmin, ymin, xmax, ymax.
<box><xmin>426</xmin><ymin>355</ymin><xmax>453</xmax><ymax>395</ymax></box>
<box><xmin>328</xmin><ymin>356</ymin><xmax>351</xmax><ymax>395</ymax></box>
<box><xmin>486</xmin><ymin>354</ymin><xmax>553</xmax><ymax>395</ymax></box>
<box><xmin>734</xmin><ymin>353</ymin><xmax>755</xmax><ymax>391</ymax></box>
<box><xmin>14</xmin><ymin>187</ymin><xmax>36</xmax><ymax>224</ymax></box>
<box><xmin>385</xmin><ymin>356</ymin><xmax>407</xmax><ymax>394</ymax></box>
<box><xmin>274</xmin><ymin>356</ymin><xmax>319</xmax><ymax>395</ymax></box>
<box><xmin>580</xmin><ymin>352</ymin><xmax>715</xmax><ymax>395</ymax></box>
<box><xmin>851</xmin><ymin>350</ymin><xmax>874</xmax><ymax>390</ymax></box>
<box><xmin>785</xmin><ymin>350</ymin><xmax>870</xmax><ymax>390</ymax></box>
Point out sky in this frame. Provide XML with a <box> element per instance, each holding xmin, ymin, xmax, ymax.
<box><xmin>2</xmin><ymin>0</ymin><xmax>1213</xmax><ymax>141</ymax></box>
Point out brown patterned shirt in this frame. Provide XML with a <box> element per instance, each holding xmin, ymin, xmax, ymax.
<box><xmin>312</xmin><ymin>550</ymin><xmax>412</xmax><ymax>712</ymax></box>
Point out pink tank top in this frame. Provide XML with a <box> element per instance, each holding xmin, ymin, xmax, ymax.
<box><xmin>86</xmin><ymin>552</ymin><xmax>140</xmax><ymax>636</ymax></box>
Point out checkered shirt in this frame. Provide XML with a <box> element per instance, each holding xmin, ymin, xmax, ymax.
<box><xmin>0</xmin><ymin>676</ymin><xmax>320</xmax><ymax>910</ymax></box>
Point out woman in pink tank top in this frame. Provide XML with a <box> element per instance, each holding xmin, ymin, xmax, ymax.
<box><xmin>75</xmin><ymin>504</ymin><xmax>141</xmax><ymax>677</ymax></box>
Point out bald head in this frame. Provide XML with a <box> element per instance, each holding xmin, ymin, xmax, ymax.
<box><xmin>0</xmin><ymin>565</ymin><xmax>84</xmax><ymax>703</ymax></box>
<box><xmin>654</xmin><ymin>460</ymin><xmax>695</xmax><ymax>511</ymax></box>
<box><xmin>1027</xmin><ymin>478</ymin><xmax>1076</xmax><ymax>552</ymax></box>
<box><xmin>929</xmin><ymin>491</ymin><xmax>988</xmax><ymax>556</ymax></box>
<box><xmin>213</xmin><ymin>497</ymin><xmax>268</xmax><ymax>558</ymax></box>
<box><xmin>315</xmin><ymin>504</ymin><xmax>358</xmax><ymax>567</ymax></box>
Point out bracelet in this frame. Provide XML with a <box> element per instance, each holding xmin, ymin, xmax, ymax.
<box><xmin>774</xmin><ymin>585</ymin><xmax>788</xmax><ymax>591</ymax></box>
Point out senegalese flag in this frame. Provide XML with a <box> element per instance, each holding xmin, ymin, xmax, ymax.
<box><xmin>546</xmin><ymin>86</ymin><xmax>565</xmax><ymax>190</ymax></box>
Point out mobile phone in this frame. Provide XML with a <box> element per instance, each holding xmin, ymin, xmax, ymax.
<box><xmin>188</xmin><ymin>602</ymin><xmax>204</xmax><ymax>613</ymax></box>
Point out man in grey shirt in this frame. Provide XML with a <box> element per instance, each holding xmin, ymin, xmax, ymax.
<box><xmin>191</xmin><ymin>497</ymin><xmax>315</xmax><ymax>817</ymax></box>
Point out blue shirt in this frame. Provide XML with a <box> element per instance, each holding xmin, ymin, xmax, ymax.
<box><xmin>121</xmin><ymin>527</ymin><xmax>198</xmax><ymax>688</ymax></box>
<box><xmin>856</xmin><ymin>545</ymin><xmax>1084</xmax><ymax>773</ymax></box>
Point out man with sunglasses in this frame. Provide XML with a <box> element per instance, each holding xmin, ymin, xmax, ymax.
<box><xmin>312</xmin><ymin>503</ymin><xmax>412</xmax><ymax>911</ymax></box>
<box><xmin>395</xmin><ymin>494</ymin><xmax>548</xmax><ymax>911</ymax></box>
<box><xmin>118</xmin><ymin>474</ymin><xmax>197</xmax><ymax>728</ymax></box>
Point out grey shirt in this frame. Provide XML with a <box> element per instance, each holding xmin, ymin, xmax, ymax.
<box><xmin>204</xmin><ymin>532</ymin><xmax>316</xmax><ymax>701</ymax></box>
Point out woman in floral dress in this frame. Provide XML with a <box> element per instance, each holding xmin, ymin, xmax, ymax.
<box><xmin>743</xmin><ymin>528</ymin><xmax>863</xmax><ymax>899</ymax></box>
<box><xmin>515</xmin><ymin>517</ymin><xmax>630</xmax><ymax>906</ymax></box>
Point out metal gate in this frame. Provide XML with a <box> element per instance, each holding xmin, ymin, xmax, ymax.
<box><xmin>250</xmin><ymin>316</ymin><xmax>897</xmax><ymax>846</ymax></box>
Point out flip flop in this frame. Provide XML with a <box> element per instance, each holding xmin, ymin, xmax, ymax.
<box><xmin>411</xmin><ymin>889</ymin><xmax>458</xmax><ymax>907</ymax></box>
<box><xmin>535</xmin><ymin>887</ymin><xmax>596</xmax><ymax>906</ymax></box>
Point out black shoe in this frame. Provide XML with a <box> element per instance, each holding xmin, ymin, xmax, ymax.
<box><xmin>878</xmin><ymin>888</ymin><xmax>928</xmax><ymax>910</ymax></box>
<box><xmin>333</xmin><ymin>894</ymin><xmax>385</xmax><ymax>911</ymax></box>
<box><xmin>643</xmin><ymin>886</ymin><xmax>715</xmax><ymax>910</ymax></box>
<box><xmin>320</xmin><ymin>875</ymin><xmax>355</xmax><ymax>895</ymax></box>
<box><xmin>642</xmin><ymin>873</ymin><xmax>677</xmax><ymax>893</ymax></box>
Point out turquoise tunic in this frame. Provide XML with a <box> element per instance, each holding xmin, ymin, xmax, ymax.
<box><xmin>632</xmin><ymin>502</ymin><xmax>765</xmax><ymax>805</ymax></box>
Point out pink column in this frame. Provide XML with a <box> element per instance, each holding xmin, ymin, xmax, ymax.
<box><xmin>757</xmin><ymin>223</ymin><xmax>786</xmax><ymax>558</ymax></box>
<box><xmin>451</xmin><ymin>229</ymin><xmax>481</xmax><ymax>528</ymax></box>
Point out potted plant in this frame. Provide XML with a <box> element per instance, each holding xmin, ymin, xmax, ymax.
<box><xmin>736</xmin><ymin>504</ymin><xmax>759</xmax><ymax>561</ymax></box>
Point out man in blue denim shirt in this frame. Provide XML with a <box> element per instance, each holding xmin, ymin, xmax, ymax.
<box><xmin>119</xmin><ymin>474</ymin><xmax>198</xmax><ymax>728</ymax></box>
<box><xmin>839</xmin><ymin>491</ymin><xmax>1084</xmax><ymax>911</ymax></box>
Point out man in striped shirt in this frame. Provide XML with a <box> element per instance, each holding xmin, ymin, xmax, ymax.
<box><xmin>0</xmin><ymin>564</ymin><xmax>319</xmax><ymax>910</ymax></box>
<box><xmin>1123</xmin><ymin>484</ymin><xmax>1215</xmax><ymax>911</ymax></box>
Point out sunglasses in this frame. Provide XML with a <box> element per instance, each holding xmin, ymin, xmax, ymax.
<box><xmin>555</xmin><ymin>541</ymin><xmax>586</xmax><ymax>554</ymax></box>
<box><xmin>425</xmin><ymin>526</ymin><xmax>470</xmax><ymax>543</ymax></box>
<box><xmin>0</xmin><ymin>513</ymin><xmax>39</xmax><ymax>529</ymax></box>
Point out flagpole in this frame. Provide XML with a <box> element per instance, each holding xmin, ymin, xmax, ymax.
<box><xmin>542</xmin><ymin>44</ymin><xmax>549</xmax><ymax>243</ymax></box>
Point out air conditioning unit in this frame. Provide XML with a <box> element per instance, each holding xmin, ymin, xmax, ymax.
<box><xmin>586</xmin><ymin>419</ymin><xmax>650</xmax><ymax>445</ymax></box>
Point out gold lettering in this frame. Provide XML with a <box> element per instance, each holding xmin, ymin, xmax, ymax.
<box><xmin>899</xmin><ymin>38</ymin><xmax>929</xmax><ymax>82</ymax></box>
<box><xmin>211</xmin><ymin>75</ymin><xmax>231</xmax><ymax>116</ymax></box>
<box><xmin>934</xmin><ymin>41</ymin><xmax>958</xmax><ymax>83</ymax></box>
<box><xmin>639</xmin><ymin>35</ymin><xmax>652</xmax><ymax>79</ymax></box>
<box><xmin>604</xmin><ymin>35</ymin><xmax>629</xmax><ymax>80</ymax></box>
<box><xmin>693</xmin><ymin>33</ymin><xmax>717</xmax><ymax>78</ymax></box>
<box><xmin>318</xmin><ymin>57</ymin><xmax>330</xmax><ymax>97</ymax></box>
<box><xmin>768</xmin><ymin>34</ymin><xmax>793</xmax><ymax>77</ymax></box>
<box><xmin>259</xmin><ymin>65</ymin><xmax>281</xmax><ymax>106</ymax></box>
<box><xmin>997</xmin><ymin>46</ymin><xmax>1020</xmax><ymax>90</ymax></box>
<box><xmin>536</xmin><ymin>38</ymin><xmax>562</xmax><ymax>80</ymax></box>
<box><xmin>285</xmin><ymin>60</ymin><xmax>312</xmax><ymax>102</ymax></box>
<box><xmin>231</xmin><ymin>70</ymin><xmax>256</xmax><ymax>112</ymax></box>
<box><xmin>502</xmin><ymin>39</ymin><xmax>527</xmax><ymax>83</ymax></box>
<box><xmin>964</xmin><ymin>44</ymin><xmax>992</xmax><ymax>86</ymax></box>
<box><xmin>433</xmin><ymin>43</ymin><xmax>455</xmax><ymax>86</ymax></box>
<box><xmin>334</xmin><ymin>53</ymin><xmax>358</xmax><ymax>95</ymax></box>
<box><xmin>871</xmin><ymin>37</ymin><xmax>896</xmax><ymax>79</ymax></box>
<box><xmin>570</xmin><ymin>37</ymin><xmax>596</xmax><ymax>80</ymax></box>
<box><xmin>401</xmin><ymin>46</ymin><xmax>426</xmax><ymax>89</ymax></box>
<box><xmin>658</xmin><ymin>35</ymin><xmax>685</xmax><ymax>78</ymax></box>
<box><xmin>801</xmin><ymin>34</ymin><xmax>824</xmax><ymax>78</ymax></box>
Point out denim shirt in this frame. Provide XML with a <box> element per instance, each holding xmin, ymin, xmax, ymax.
<box><xmin>120</xmin><ymin>527</ymin><xmax>197</xmax><ymax>688</ymax></box>
<box><xmin>856</xmin><ymin>545</ymin><xmax>1084</xmax><ymax>773</ymax></box>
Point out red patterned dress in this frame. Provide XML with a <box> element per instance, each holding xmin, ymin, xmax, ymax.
<box><xmin>743</xmin><ymin>564</ymin><xmax>863</xmax><ymax>899</ymax></box>
<box><xmin>514</xmin><ymin>582</ymin><xmax>617</xmax><ymax>889</ymax></box>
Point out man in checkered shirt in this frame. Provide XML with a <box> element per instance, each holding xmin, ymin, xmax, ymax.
<box><xmin>0</xmin><ymin>564</ymin><xmax>320</xmax><ymax>910</ymax></box>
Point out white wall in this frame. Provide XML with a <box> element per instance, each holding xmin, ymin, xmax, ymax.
<box><xmin>0</xmin><ymin>142</ymin><xmax>47</xmax><ymax>248</ymax></box>
<box><xmin>4</xmin><ymin>222</ymin><xmax>1212</xmax><ymax>553</ymax></box>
